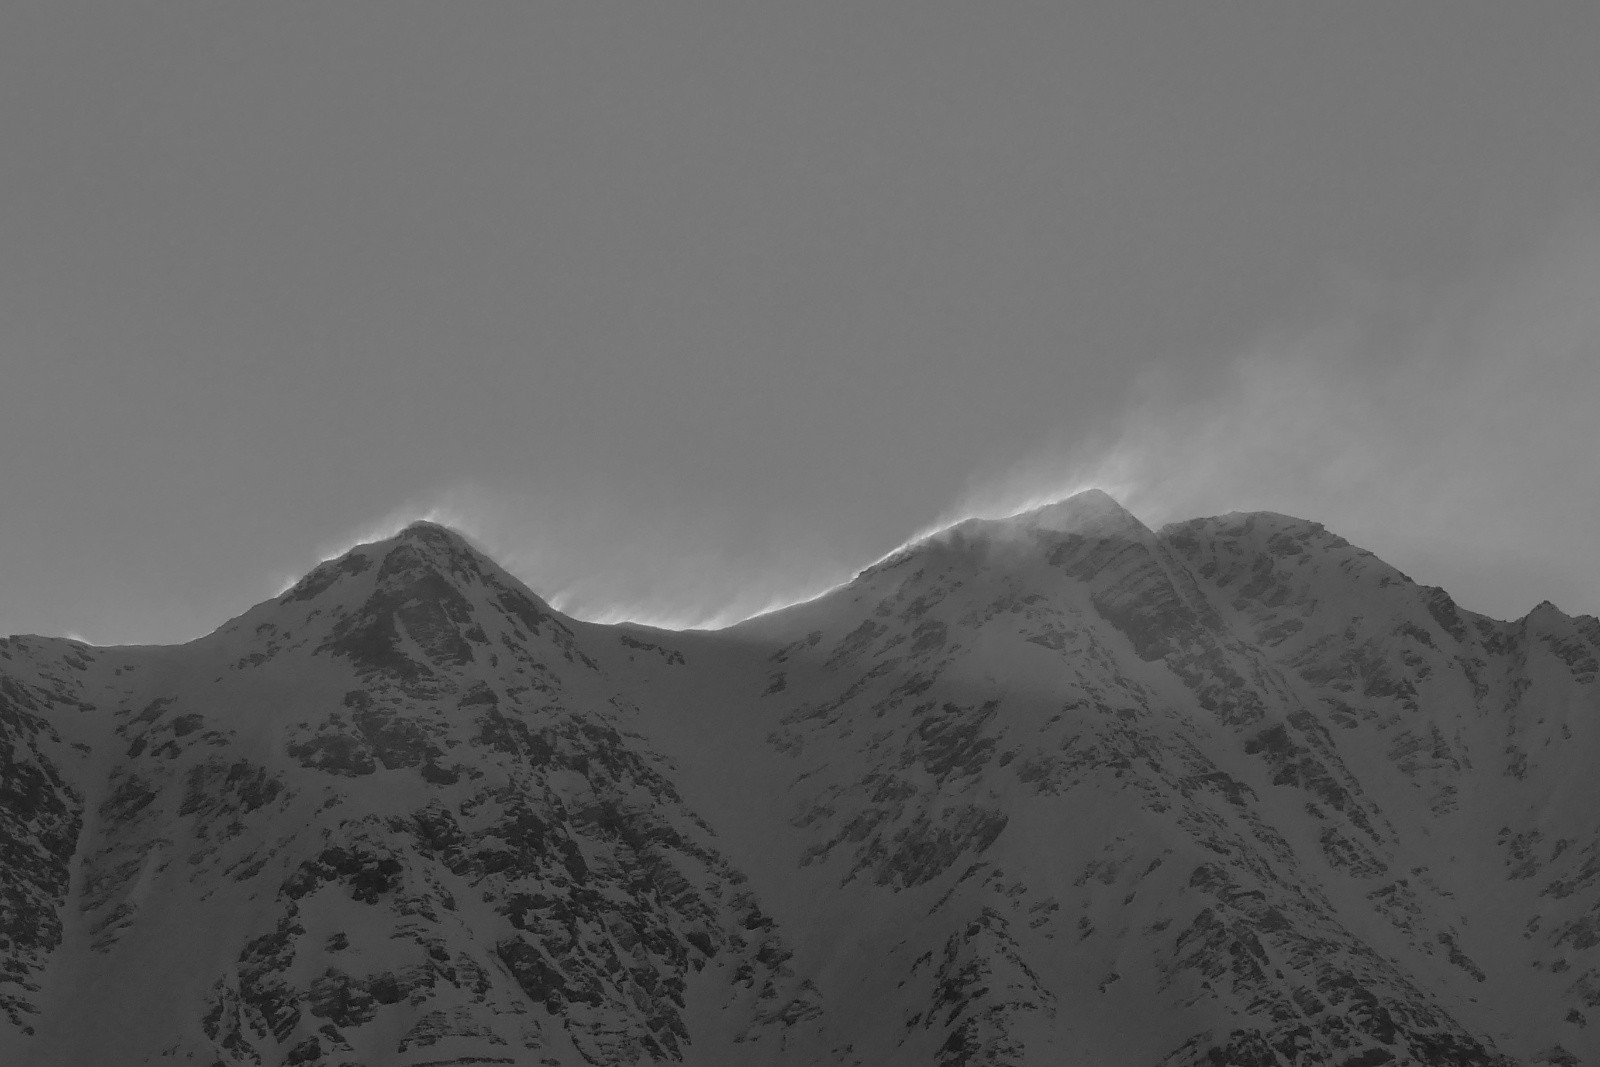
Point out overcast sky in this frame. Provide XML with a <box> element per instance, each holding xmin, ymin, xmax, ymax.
<box><xmin>3</xmin><ymin>3</ymin><xmax>1599</xmax><ymax>642</ymax></box>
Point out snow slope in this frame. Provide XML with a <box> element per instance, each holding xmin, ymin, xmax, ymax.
<box><xmin>3</xmin><ymin>494</ymin><xmax>1599</xmax><ymax>1066</ymax></box>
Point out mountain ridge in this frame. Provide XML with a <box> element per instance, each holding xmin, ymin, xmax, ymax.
<box><xmin>3</xmin><ymin>492</ymin><xmax>1598</xmax><ymax>1066</ymax></box>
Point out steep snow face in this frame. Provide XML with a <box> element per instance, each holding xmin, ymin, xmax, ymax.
<box><xmin>676</xmin><ymin>491</ymin><xmax>1599</xmax><ymax>1065</ymax></box>
<box><xmin>1163</xmin><ymin>512</ymin><xmax>1600</xmax><ymax>1055</ymax></box>
<box><xmin>4</xmin><ymin>499</ymin><xmax>1600</xmax><ymax>1067</ymax></box>
<box><xmin>0</xmin><ymin>524</ymin><xmax>824</xmax><ymax>1067</ymax></box>
<box><xmin>713</xmin><ymin>493</ymin><xmax>1515</xmax><ymax>1066</ymax></box>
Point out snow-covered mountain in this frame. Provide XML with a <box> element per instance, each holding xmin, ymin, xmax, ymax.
<box><xmin>3</xmin><ymin>491</ymin><xmax>1598</xmax><ymax>1066</ymax></box>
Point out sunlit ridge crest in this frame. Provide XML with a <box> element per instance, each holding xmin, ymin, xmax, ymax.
<box><xmin>279</xmin><ymin>478</ymin><xmax>1142</xmax><ymax>634</ymax></box>
<box><xmin>610</xmin><ymin>480</ymin><xmax>1142</xmax><ymax>632</ymax></box>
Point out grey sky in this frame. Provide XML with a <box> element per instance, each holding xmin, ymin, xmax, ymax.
<box><xmin>3</xmin><ymin>3</ymin><xmax>1598</xmax><ymax>642</ymax></box>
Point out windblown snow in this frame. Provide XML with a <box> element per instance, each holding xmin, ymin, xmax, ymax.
<box><xmin>3</xmin><ymin>491</ymin><xmax>1598</xmax><ymax>1066</ymax></box>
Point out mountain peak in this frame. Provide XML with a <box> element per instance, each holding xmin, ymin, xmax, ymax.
<box><xmin>843</xmin><ymin>489</ymin><xmax>1149</xmax><ymax>593</ymax></box>
<box><xmin>393</xmin><ymin>517</ymin><xmax>469</xmax><ymax>543</ymax></box>
<box><xmin>999</xmin><ymin>487</ymin><xmax>1144</xmax><ymax>536</ymax></box>
<box><xmin>388</xmin><ymin>519</ymin><xmax>486</xmax><ymax>560</ymax></box>
<box><xmin>355</xmin><ymin>520</ymin><xmax>511</xmax><ymax>590</ymax></box>
<box><xmin>256</xmin><ymin>517</ymin><xmax>586</xmax><ymax>684</ymax></box>
<box><xmin>936</xmin><ymin>487</ymin><xmax>1149</xmax><ymax>546</ymax></box>
<box><xmin>273</xmin><ymin>521</ymin><xmax>488</xmax><ymax>605</ymax></box>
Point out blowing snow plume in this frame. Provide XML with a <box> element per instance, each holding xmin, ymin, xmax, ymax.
<box><xmin>293</xmin><ymin>484</ymin><xmax>857</xmax><ymax>632</ymax></box>
<box><xmin>278</xmin><ymin>211</ymin><xmax>1600</xmax><ymax>634</ymax></box>
<box><xmin>949</xmin><ymin>207</ymin><xmax>1600</xmax><ymax>622</ymax></box>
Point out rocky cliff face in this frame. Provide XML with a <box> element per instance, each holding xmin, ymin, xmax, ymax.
<box><xmin>2</xmin><ymin>494</ymin><xmax>1598</xmax><ymax>1066</ymax></box>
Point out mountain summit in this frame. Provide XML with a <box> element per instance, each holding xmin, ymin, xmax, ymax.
<box><xmin>3</xmin><ymin>506</ymin><xmax>1599</xmax><ymax>1066</ymax></box>
<box><xmin>898</xmin><ymin>487</ymin><xmax>1149</xmax><ymax>552</ymax></box>
<box><xmin>988</xmin><ymin>486</ymin><xmax>1145</xmax><ymax>535</ymax></box>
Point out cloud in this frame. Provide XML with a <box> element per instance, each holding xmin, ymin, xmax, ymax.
<box><xmin>957</xmin><ymin>206</ymin><xmax>1600</xmax><ymax>620</ymax></box>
